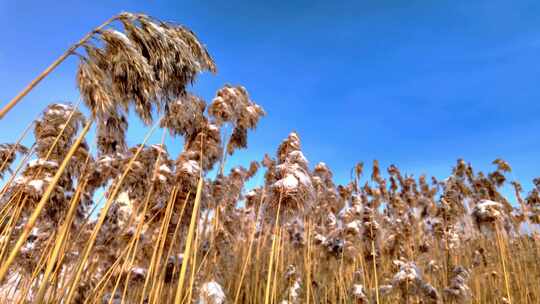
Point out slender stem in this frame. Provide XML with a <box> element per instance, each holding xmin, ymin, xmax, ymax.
<box><xmin>0</xmin><ymin>15</ymin><xmax>118</xmax><ymax>119</ymax></box>
<box><xmin>264</xmin><ymin>193</ymin><xmax>282</xmax><ymax>304</ymax></box>
<box><xmin>496</xmin><ymin>224</ymin><xmax>512</xmax><ymax>303</ymax></box>
<box><xmin>173</xmin><ymin>176</ymin><xmax>204</xmax><ymax>303</ymax></box>
<box><xmin>0</xmin><ymin>119</ymin><xmax>34</xmax><ymax>174</ymax></box>
<box><xmin>371</xmin><ymin>228</ymin><xmax>380</xmax><ymax>304</ymax></box>
<box><xmin>1</xmin><ymin>100</ymin><xmax>80</xmax><ymax>200</ymax></box>
<box><xmin>234</xmin><ymin>206</ymin><xmax>262</xmax><ymax>304</ymax></box>
<box><xmin>64</xmin><ymin>121</ymin><xmax>159</xmax><ymax>304</ymax></box>
<box><xmin>0</xmin><ymin>119</ymin><xmax>93</xmax><ymax>283</ymax></box>
<box><xmin>34</xmin><ymin>179</ymin><xmax>87</xmax><ymax>303</ymax></box>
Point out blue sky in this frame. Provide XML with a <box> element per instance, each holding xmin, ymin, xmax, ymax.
<box><xmin>1</xmin><ymin>1</ymin><xmax>539</xmax><ymax>195</ymax></box>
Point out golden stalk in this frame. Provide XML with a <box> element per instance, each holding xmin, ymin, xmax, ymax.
<box><xmin>85</xmin><ymin>241</ymin><xmax>135</xmax><ymax>303</ymax></box>
<box><xmin>0</xmin><ymin>119</ymin><xmax>34</xmax><ymax>174</ymax></box>
<box><xmin>145</xmin><ymin>187</ymin><xmax>178</xmax><ymax>302</ymax></box>
<box><xmin>496</xmin><ymin>224</ymin><xmax>512</xmax><ymax>304</ymax></box>
<box><xmin>34</xmin><ymin>178</ymin><xmax>87</xmax><ymax>302</ymax></box>
<box><xmin>0</xmin><ymin>16</ymin><xmax>118</xmax><ymax>119</ymax></box>
<box><xmin>305</xmin><ymin>219</ymin><xmax>312</xmax><ymax>304</ymax></box>
<box><xmin>140</xmin><ymin>187</ymin><xmax>179</xmax><ymax>304</ymax></box>
<box><xmin>271</xmin><ymin>227</ymin><xmax>283</xmax><ymax>304</ymax></box>
<box><xmin>16</xmin><ymin>231</ymin><xmax>56</xmax><ymax>303</ymax></box>
<box><xmin>1</xmin><ymin>100</ymin><xmax>78</xmax><ymax>200</ymax></box>
<box><xmin>151</xmin><ymin>194</ymin><xmax>186</xmax><ymax>304</ymax></box>
<box><xmin>116</xmin><ymin>134</ymin><xmax>174</xmax><ymax>303</ymax></box>
<box><xmin>109</xmin><ymin>216</ymin><xmax>150</xmax><ymax>304</ymax></box>
<box><xmin>370</xmin><ymin>225</ymin><xmax>380</xmax><ymax>304</ymax></box>
<box><xmin>233</xmin><ymin>204</ymin><xmax>262</xmax><ymax>304</ymax></box>
<box><xmin>64</xmin><ymin>121</ymin><xmax>158</xmax><ymax>303</ymax></box>
<box><xmin>264</xmin><ymin>194</ymin><xmax>282</xmax><ymax>304</ymax></box>
<box><xmin>0</xmin><ymin>119</ymin><xmax>93</xmax><ymax>283</ymax></box>
<box><xmin>0</xmin><ymin>198</ymin><xmax>26</xmax><ymax>263</ymax></box>
<box><xmin>0</xmin><ymin>145</ymin><xmax>35</xmax><ymax>197</ymax></box>
<box><xmin>186</xmin><ymin>223</ymin><xmax>200</xmax><ymax>303</ymax></box>
<box><xmin>173</xmin><ymin>176</ymin><xmax>204</xmax><ymax>304</ymax></box>
<box><xmin>117</xmin><ymin>181</ymin><xmax>163</xmax><ymax>303</ymax></box>
<box><xmin>150</xmin><ymin>190</ymin><xmax>189</xmax><ymax>304</ymax></box>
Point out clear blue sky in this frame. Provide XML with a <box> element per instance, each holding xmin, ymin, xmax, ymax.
<box><xmin>1</xmin><ymin>1</ymin><xmax>539</xmax><ymax>194</ymax></box>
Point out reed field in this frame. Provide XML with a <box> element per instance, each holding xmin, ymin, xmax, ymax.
<box><xmin>1</xmin><ymin>12</ymin><xmax>540</xmax><ymax>304</ymax></box>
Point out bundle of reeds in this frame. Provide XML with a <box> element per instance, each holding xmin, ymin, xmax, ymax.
<box><xmin>0</xmin><ymin>11</ymin><xmax>540</xmax><ymax>304</ymax></box>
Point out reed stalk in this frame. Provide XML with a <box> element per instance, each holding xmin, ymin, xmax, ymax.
<box><xmin>64</xmin><ymin>122</ymin><xmax>158</xmax><ymax>303</ymax></box>
<box><xmin>34</xmin><ymin>178</ymin><xmax>87</xmax><ymax>302</ymax></box>
<box><xmin>0</xmin><ymin>119</ymin><xmax>93</xmax><ymax>283</ymax></box>
<box><xmin>173</xmin><ymin>175</ymin><xmax>204</xmax><ymax>304</ymax></box>
<box><xmin>0</xmin><ymin>17</ymin><xmax>118</xmax><ymax>119</ymax></box>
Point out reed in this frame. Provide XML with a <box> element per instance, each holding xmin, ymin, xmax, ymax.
<box><xmin>0</xmin><ymin>11</ymin><xmax>539</xmax><ymax>304</ymax></box>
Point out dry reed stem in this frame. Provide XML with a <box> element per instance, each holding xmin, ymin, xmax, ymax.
<box><xmin>64</xmin><ymin>121</ymin><xmax>158</xmax><ymax>303</ymax></box>
<box><xmin>1</xmin><ymin>100</ymin><xmax>78</xmax><ymax>201</ymax></box>
<box><xmin>0</xmin><ymin>197</ymin><xmax>27</xmax><ymax>263</ymax></box>
<box><xmin>173</xmin><ymin>176</ymin><xmax>204</xmax><ymax>304</ymax></box>
<box><xmin>34</xmin><ymin>177</ymin><xmax>88</xmax><ymax>302</ymax></box>
<box><xmin>0</xmin><ymin>145</ymin><xmax>35</xmax><ymax>197</ymax></box>
<box><xmin>112</xmin><ymin>186</ymin><xmax>158</xmax><ymax>304</ymax></box>
<box><xmin>233</xmin><ymin>198</ymin><xmax>263</xmax><ymax>304</ymax></box>
<box><xmin>264</xmin><ymin>192</ymin><xmax>282</xmax><ymax>304</ymax></box>
<box><xmin>0</xmin><ymin>16</ymin><xmax>118</xmax><ymax>119</ymax></box>
<box><xmin>84</xmin><ymin>239</ymin><xmax>135</xmax><ymax>303</ymax></box>
<box><xmin>0</xmin><ymin>119</ymin><xmax>93</xmax><ymax>283</ymax></box>
<box><xmin>16</xmin><ymin>231</ymin><xmax>56</xmax><ymax>303</ymax></box>
<box><xmin>118</xmin><ymin>132</ymin><xmax>169</xmax><ymax>303</ymax></box>
<box><xmin>270</xmin><ymin>227</ymin><xmax>282</xmax><ymax>304</ymax></box>
<box><xmin>152</xmin><ymin>197</ymin><xmax>186</xmax><ymax>304</ymax></box>
<box><xmin>185</xmin><ymin>223</ymin><xmax>200</xmax><ymax>304</ymax></box>
<box><xmin>370</xmin><ymin>223</ymin><xmax>380</xmax><ymax>304</ymax></box>
<box><xmin>2</xmin><ymin>16</ymin><xmax>540</xmax><ymax>303</ymax></box>
<box><xmin>151</xmin><ymin>190</ymin><xmax>189</xmax><ymax>304</ymax></box>
<box><xmin>0</xmin><ymin>119</ymin><xmax>34</xmax><ymax>174</ymax></box>
<box><xmin>139</xmin><ymin>189</ymin><xmax>187</xmax><ymax>304</ymax></box>
<box><xmin>496</xmin><ymin>224</ymin><xmax>512</xmax><ymax>304</ymax></box>
<box><xmin>146</xmin><ymin>187</ymin><xmax>178</xmax><ymax>302</ymax></box>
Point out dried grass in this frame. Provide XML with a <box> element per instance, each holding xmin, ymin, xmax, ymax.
<box><xmin>0</xmin><ymin>11</ymin><xmax>539</xmax><ymax>304</ymax></box>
